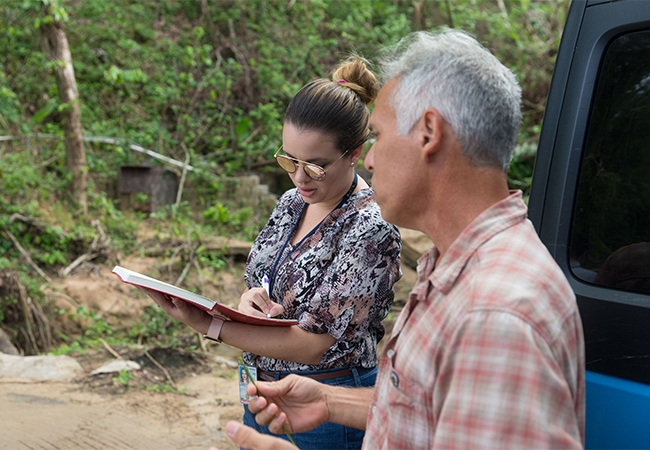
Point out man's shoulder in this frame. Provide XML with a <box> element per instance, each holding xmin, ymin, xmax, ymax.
<box><xmin>475</xmin><ymin>218</ymin><xmax>563</xmax><ymax>279</ymax></box>
<box><xmin>465</xmin><ymin>219</ymin><xmax>578</xmax><ymax>339</ymax></box>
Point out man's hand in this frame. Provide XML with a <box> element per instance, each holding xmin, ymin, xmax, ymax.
<box><xmin>248</xmin><ymin>374</ymin><xmax>329</xmax><ymax>434</ymax></box>
<box><xmin>209</xmin><ymin>421</ymin><xmax>297</xmax><ymax>450</ymax></box>
<box><xmin>136</xmin><ymin>286</ymin><xmax>213</xmax><ymax>334</ymax></box>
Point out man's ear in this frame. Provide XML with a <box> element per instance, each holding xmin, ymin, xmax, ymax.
<box><xmin>420</xmin><ymin>108</ymin><xmax>444</xmax><ymax>159</ymax></box>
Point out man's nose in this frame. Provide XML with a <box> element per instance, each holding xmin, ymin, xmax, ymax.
<box><xmin>364</xmin><ymin>145</ymin><xmax>375</xmax><ymax>173</ymax></box>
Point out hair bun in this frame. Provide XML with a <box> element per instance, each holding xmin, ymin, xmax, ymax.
<box><xmin>332</xmin><ymin>56</ymin><xmax>379</xmax><ymax>106</ymax></box>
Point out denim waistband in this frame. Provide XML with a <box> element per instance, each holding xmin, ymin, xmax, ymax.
<box><xmin>257</xmin><ymin>366</ymin><xmax>376</xmax><ymax>383</ymax></box>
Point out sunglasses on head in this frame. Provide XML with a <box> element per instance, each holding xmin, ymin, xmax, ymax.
<box><xmin>274</xmin><ymin>146</ymin><xmax>349</xmax><ymax>181</ymax></box>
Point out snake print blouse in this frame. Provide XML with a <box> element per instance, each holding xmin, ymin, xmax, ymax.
<box><xmin>243</xmin><ymin>186</ymin><xmax>402</xmax><ymax>371</ymax></box>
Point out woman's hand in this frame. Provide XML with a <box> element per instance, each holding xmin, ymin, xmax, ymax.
<box><xmin>238</xmin><ymin>287</ymin><xmax>285</xmax><ymax>318</ymax></box>
<box><xmin>137</xmin><ymin>286</ymin><xmax>213</xmax><ymax>334</ymax></box>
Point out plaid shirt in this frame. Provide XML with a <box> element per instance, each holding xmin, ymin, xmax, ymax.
<box><xmin>364</xmin><ymin>192</ymin><xmax>585</xmax><ymax>449</ymax></box>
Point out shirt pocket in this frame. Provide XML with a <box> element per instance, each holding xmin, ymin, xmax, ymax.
<box><xmin>384</xmin><ymin>364</ymin><xmax>434</xmax><ymax>449</ymax></box>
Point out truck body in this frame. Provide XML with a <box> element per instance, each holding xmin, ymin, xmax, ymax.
<box><xmin>529</xmin><ymin>0</ymin><xmax>650</xmax><ymax>447</ymax></box>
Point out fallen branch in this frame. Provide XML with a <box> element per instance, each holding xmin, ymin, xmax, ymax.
<box><xmin>144</xmin><ymin>349</ymin><xmax>176</xmax><ymax>389</ymax></box>
<box><xmin>175</xmin><ymin>230</ymin><xmax>200</xmax><ymax>286</ymax></box>
<box><xmin>198</xmin><ymin>332</ymin><xmax>208</xmax><ymax>352</ymax></box>
<box><xmin>17</xmin><ymin>278</ymin><xmax>38</xmax><ymax>352</ymax></box>
<box><xmin>60</xmin><ymin>219</ymin><xmax>111</xmax><ymax>277</ymax></box>
<box><xmin>1</xmin><ymin>270</ymin><xmax>53</xmax><ymax>354</ymax></box>
<box><xmin>193</xmin><ymin>259</ymin><xmax>204</xmax><ymax>296</ymax></box>
<box><xmin>3</xmin><ymin>230</ymin><xmax>52</xmax><ymax>283</ymax></box>
<box><xmin>29</xmin><ymin>294</ymin><xmax>53</xmax><ymax>350</ymax></box>
<box><xmin>44</xmin><ymin>291</ymin><xmax>81</xmax><ymax>309</ymax></box>
<box><xmin>90</xmin><ymin>219</ymin><xmax>109</xmax><ymax>249</ymax></box>
<box><xmin>167</xmin><ymin>244</ymin><xmax>186</xmax><ymax>283</ymax></box>
<box><xmin>61</xmin><ymin>252</ymin><xmax>99</xmax><ymax>277</ymax></box>
<box><xmin>9</xmin><ymin>213</ymin><xmax>50</xmax><ymax>231</ymax></box>
<box><xmin>99</xmin><ymin>337</ymin><xmax>123</xmax><ymax>360</ymax></box>
<box><xmin>174</xmin><ymin>249</ymin><xmax>195</xmax><ymax>287</ymax></box>
<box><xmin>175</xmin><ymin>142</ymin><xmax>191</xmax><ymax>208</ymax></box>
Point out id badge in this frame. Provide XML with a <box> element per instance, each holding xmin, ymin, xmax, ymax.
<box><xmin>238</xmin><ymin>364</ymin><xmax>257</xmax><ymax>404</ymax></box>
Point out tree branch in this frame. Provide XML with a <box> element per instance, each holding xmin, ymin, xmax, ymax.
<box><xmin>3</xmin><ymin>230</ymin><xmax>52</xmax><ymax>283</ymax></box>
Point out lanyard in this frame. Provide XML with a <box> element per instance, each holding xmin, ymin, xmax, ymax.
<box><xmin>268</xmin><ymin>173</ymin><xmax>359</xmax><ymax>294</ymax></box>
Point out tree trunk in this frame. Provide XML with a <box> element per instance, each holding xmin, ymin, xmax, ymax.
<box><xmin>40</xmin><ymin>7</ymin><xmax>88</xmax><ymax>214</ymax></box>
<box><xmin>413</xmin><ymin>0</ymin><xmax>425</xmax><ymax>31</ymax></box>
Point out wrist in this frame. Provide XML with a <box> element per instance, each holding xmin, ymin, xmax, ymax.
<box><xmin>326</xmin><ymin>385</ymin><xmax>373</xmax><ymax>430</ymax></box>
<box><xmin>203</xmin><ymin>316</ymin><xmax>226</xmax><ymax>343</ymax></box>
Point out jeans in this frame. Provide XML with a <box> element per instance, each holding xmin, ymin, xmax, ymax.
<box><xmin>242</xmin><ymin>366</ymin><xmax>377</xmax><ymax>450</ymax></box>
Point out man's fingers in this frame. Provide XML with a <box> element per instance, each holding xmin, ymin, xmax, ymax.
<box><xmin>254</xmin><ymin>380</ymin><xmax>284</xmax><ymax>397</ymax></box>
<box><xmin>268</xmin><ymin>412</ymin><xmax>291</xmax><ymax>435</ymax></box>
<box><xmin>253</xmin><ymin>402</ymin><xmax>280</xmax><ymax>427</ymax></box>
<box><xmin>224</xmin><ymin>421</ymin><xmax>296</xmax><ymax>450</ymax></box>
<box><xmin>247</xmin><ymin>390</ymin><xmax>267</xmax><ymax>412</ymax></box>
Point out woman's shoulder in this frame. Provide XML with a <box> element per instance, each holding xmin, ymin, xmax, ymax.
<box><xmin>277</xmin><ymin>187</ymin><xmax>300</xmax><ymax>204</ymax></box>
<box><xmin>271</xmin><ymin>188</ymin><xmax>303</xmax><ymax>214</ymax></box>
<box><xmin>347</xmin><ymin>188</ymin><xmax>383</xmax><ymax>219</ymax></box>
<box><xmin>343</xmin><ymin>189</ymin><xmax>400</xmax><ymax>240</ymax></box>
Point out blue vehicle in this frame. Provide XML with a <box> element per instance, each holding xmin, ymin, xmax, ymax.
<box><xmin>528</xmin><ymin>0</ymin><xmax>650</xmax><ymax>448</ymax></box>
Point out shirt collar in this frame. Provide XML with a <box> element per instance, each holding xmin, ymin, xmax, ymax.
<box><xmin>416</xmin><ymin>190</ymin><xmax>528</xmax><ymax>298</ymax></box>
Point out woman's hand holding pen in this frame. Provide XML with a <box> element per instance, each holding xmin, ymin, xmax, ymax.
<box><xmin>238</xmin><ymin>287</ymin><xmax>285</xmax><ymax>318</ymax></box>
<box><xmin>136</xmin><ymin>286</ymin><xmax>213</xmax><ymax>334</ymax></box>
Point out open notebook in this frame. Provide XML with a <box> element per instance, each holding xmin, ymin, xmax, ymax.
<box><xmin>112</xmin><ymin>265</ymin><xmax>297</xmax><ymax>327</ymax></box>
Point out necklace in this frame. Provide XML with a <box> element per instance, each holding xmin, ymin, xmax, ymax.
<box><xmin>268</xmin><ymin>173</ymin><xmax>359</xmax><ymax>293</ymax></box>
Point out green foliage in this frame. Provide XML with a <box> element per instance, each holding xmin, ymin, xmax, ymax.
<box><xmin>203</xmin><ymin>203</ymin><xmax>252</xmax><ymax>229</ymax></box>
<box><xmin>146</xmin><ymin>382</ymin><xmax>184</xmax><ymax>394</ymax></box>
<box><xmin>22</xmin><ymin>0</ymin><xmax>69</xmax><ymax>28</ymax></box>
<box><xmin>29</xmin><ymin>98</ymin><xmax>58</xmax><ymax>124</ymax></box>
<box><xmin>417</xmin><ymin>0</ymin><xmax>569</xmax><ymax>187</ymax></box>
<box><xmin>2</xmin><ymin>0</ymin><xmax>563</xmax><ymax>186</ymax></box>
<box><xmin>0</xmin><ymin>70</ymin><xmax>22</xmax><ymax>129</ymax></box>
<box><xmin>507</xmin><ymin>142</ymin><xmax>537</xmax><ymax>199</ymax></box>
<box><xmin>2</xmin><ymin>0</ymin><xmax>412</xmax><ymax>174</ymax></box>
<box><xmin>77</xmin><ymin>305</ymin><xmax>114</xmax><ymax>339</ymax></box>
<box><xmin>197</xmin><ymin>247</ymin><xmax>227</xmax><ymax>272</ymax></box>
<box><xmin>103</xmin><ymin>65</ymin><xmax>148</xmax><ymax>86</ymax></box>
<box><xmin>50</xmin><ymin>301</ymin><xmax>192</xmax><ymax>353</ymax></box>
<box><xmin>112</xmin><ymin>368</ymin><xmax>135</xmax><ymax>386</ymax></box>
<box><xmin>127</xmin><ymin>305</ymin><xmax>187</xmax><ymax>347</ymax></box>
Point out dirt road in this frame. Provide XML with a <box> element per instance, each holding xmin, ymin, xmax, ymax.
<box><xmin>0</xmin><ymin>347</ymin><xmax>243</xmax><ymax>450</ymax></box>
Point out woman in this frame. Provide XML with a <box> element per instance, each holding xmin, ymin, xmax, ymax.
<box><xmin>142</xmin><ymin>57</ymin><xmax>401</xmax><ymax>449</ymax></box>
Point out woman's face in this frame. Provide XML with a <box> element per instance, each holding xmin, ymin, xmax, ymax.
<box><xmin>281</xmin><ymin>124</ymin><xmax>357</xmax><ymax>208</ymax></box>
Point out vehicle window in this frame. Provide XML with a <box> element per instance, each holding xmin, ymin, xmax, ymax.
<box><xmin>569</xmin><ymin>30</ymin><xmax>650</xmax><ymax>294</ymax></box>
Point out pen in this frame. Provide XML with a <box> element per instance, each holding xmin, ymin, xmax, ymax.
<box><xmin>262</xmin><ymin>275</ymin><xmax>271</xmax><ymax>318</ymax></box>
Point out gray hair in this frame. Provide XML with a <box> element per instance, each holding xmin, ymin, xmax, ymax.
<box><xmin>379</xmin><ymin>29</ymin><xmax>522</xmax><ymax>170</ymax></box>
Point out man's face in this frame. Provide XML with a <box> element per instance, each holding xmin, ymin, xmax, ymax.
<box><xmin>365</xmin><ymin>78</ymin><xmax>422</xmax><ymax>228</ymax></box>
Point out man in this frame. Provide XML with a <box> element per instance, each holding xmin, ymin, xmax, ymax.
<box><xmin>214</xmin><ymin>28</ymin><xmax>586</xmax><ymax>449</ymax></box>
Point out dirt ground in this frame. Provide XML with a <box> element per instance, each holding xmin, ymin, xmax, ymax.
<box><xmin>0</xmin><ymin>347</ymin><xmax>243</xmax><ymax>450</ymax></box>
<box><xmin>0</xmin><ymin>230</ymin><xmax>419</xmax><ymax>450</ymax></box>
